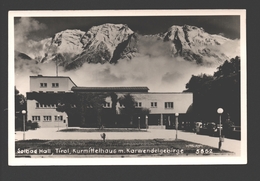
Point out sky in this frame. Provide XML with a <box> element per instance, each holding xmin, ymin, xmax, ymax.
<box><xmin>14</xmin><ymin>16</ymin><xmax>240</xmax><ymax>40</ymax></box>
<box><xmin>14</xmin><ymin>14</ymin><xmax>241</xmax><ymax>95</ymax></box>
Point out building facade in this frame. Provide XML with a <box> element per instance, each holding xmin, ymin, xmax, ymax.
<box><xmin>26</xmin><ymin>75</ymin><xmax>77</xmax><ymax>128</ymax></box>
<box><xmin>26</xmin><ymin>76</ymin><xmax>193</xmax><ymax>129</ymax></box>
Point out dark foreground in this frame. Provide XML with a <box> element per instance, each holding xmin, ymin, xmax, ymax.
<box><xmin>15</xmin><ymin>139</ymin><xmax>233</xmax><ymax>157</ymax></box>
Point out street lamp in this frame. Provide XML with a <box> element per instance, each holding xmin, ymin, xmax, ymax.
<box><xmin>175</xmin><ymin>113</ymin><xmax>179</xmax><ymax>140</ymax></box>
<box><xmin>138</xmin><ymin>116</ymin><xmax>140</xmax><ymax>130</ymax></box>
<box><xmin>57</xmin><ymin>115</ymin><xmax>60</xmax><ymax>131</ymax></box>
<box><xmin>145</xmin><ymin>115</ymin><xmax>148</xmax><ymax>131</ymax></box>
<box><xmin>21</xmin><ymin>110</ymin><xmax>26</xmax><ymax>140</ymax></box>
<box><xmin>217</xmin><ymin>108</ymin><xmax>224</xmax><ymax>151</ymax></box>
<box><xmin>66</xmin><ymin>116</ymin><xmax>68</xmax><ymax>129</ymax></box>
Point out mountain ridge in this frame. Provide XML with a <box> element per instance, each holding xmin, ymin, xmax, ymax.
<box><xmin>16</xmin><ymin>23</ymin><xmax>237</xmax><ymax>70</ymax></box>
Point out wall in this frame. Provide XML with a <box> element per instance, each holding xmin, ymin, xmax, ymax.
<box><xmin>105</xmin><ymin>92</ymin><xmax>193</xmax><ymax>114</ymax></box>
<box><xmin>27</xmin><ymin>76</ymin><xmax>74</xmax><ymax>128</ymax></box>
<box><xmin>30</xmin><ymin>76</ymin><xmax>75</xmax><ymax>92</ymax></box>
<box><xmin>27</xmin><ymin>76</ymin><xmax>192</xmax><ymax>128</ymax></box>
<box><xmin>103</xmin><ymin>92</ymin><xmax>192</xmax><ymax>127</ymax></box>
<box><xmin>27</xmin><ymin>99</ymin><xmax>67</xmax><ymax>128</ymax></box>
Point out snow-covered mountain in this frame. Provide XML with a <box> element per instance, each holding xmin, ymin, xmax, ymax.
<box><xmin>162</xmin><ymin>25</ymin><xmax>229</xmax><ymax>64</ymax></box>
<box><xmin>18</xmin><ymin>23</ymin><xmax>236</xmax><ymax>70</ymax></box>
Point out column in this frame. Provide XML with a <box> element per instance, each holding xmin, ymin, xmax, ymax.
<box><xmin>160</xmin><ymin>114</ymin><xmax>163</xmax><ymax>128</ymax></box>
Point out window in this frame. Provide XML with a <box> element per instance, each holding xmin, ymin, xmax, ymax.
<box><xmin>52</xmin><ymin>83</ymin><xmax>59</xmax><ymax>88</ymax></box>
<box><xmin>40</xmin><ymin>83</ymin><xmax>47</xmax><ymax>87</ymax></box>
<box><xmin>135</xmin><ymin>102</ymin><xmax>142</xmax><ymax>107</ymax></box>
<box><xmin>104</xmin><ymin>102</ymin><xmax>111</xmax><ymax>108</ymax></box>
<box><xmin>151</xmin><ymin>102</ymin><xmax>157</xmax><ymax>108</ymax></box>
<box><xmin>32</xmin><ymin>116</ymin><xmax>40</xmax><ymax>121</ymax></box>
<box><xmin>43</xmin><ymin>116</ymin><xmax>52</xmax><ymax>122</ymax></box>
<box><xmin>55</xmin><ymin>115</ymin><xmax>63</xmax><ymax>121</ymax></box>
<box><xmin>165</xmin><ymin>102</ymin><xmax>174</xmax><ymax>109</ymax></box>
<box><xmin>37</xmin><ymin>103</ymin><xmax>56</xmax><ymax>109</ymax></box>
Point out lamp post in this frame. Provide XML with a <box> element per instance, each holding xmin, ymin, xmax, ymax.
<box><xmin>138</xmin><ymin>116</ymin><xmax>140</xmax><ymax>130</ymax></box>
<box><xmin>22</xmin><ymin>110</ymin><xmax>26</xmax><ymax>140</ymax></box>
<box><xmin>175</xmin><ymin>113</ymin><xmax>179</xmax><ymax>140</ymax></box>
<box><xmin>66</xmin><ymin>116</ymin><xmax>68</xmax><ymax>129</ymax></box>
<box><xmin>145</xmin><ymin>115</ymin><xmax>148</xmax><ymax>131</ymax></box>
<box><xmin>57</xmin><ymin>115</ymin><xmax>60</xmax><ymax>131</ymax></box>
<box><xmin>217</xmin><ymin>108</ymin><xmax>224</xmax><ymax>151</ymax></box>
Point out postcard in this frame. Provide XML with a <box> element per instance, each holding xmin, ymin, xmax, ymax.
<box><xmin>9</xmin><ymin>10</ymin><xmax>246</xmax><ymax>165</ymax></box>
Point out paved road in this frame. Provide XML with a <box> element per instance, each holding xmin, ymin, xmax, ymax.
<box><xmin>15</xmin><ymin>128</ymin><xmax>241</xmax><ymax>155</ymax></box>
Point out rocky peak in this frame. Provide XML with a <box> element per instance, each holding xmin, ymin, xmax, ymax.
<box><xmin>51</xmin><ymin>29</ymin><xmax>86</xmax><ymax>54</ymax></box>
<box><xmin>83</xmin><ymin>23</ymin><xmax>134</xmax><ymax>49</ymax></box>
<box><xmin>162</xmin><ymin>24</ymin><xmax>230</xmax><ymax>64</ymax></box>
<box><xmin>23</xmin><ymin>23</ymin><xmax>235</xmax><ymax>69</ymax></box>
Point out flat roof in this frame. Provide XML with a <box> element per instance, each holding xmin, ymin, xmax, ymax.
<box><xmin>72</xmin><ymin>86</ymin><xmax>149</xmax><ymax>92</ymax></box>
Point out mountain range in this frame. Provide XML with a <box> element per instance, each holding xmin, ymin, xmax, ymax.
<box><xmin>15</xmin><ymin>23</ymin><xmax>236</xmax><ymax>70</ymax></box>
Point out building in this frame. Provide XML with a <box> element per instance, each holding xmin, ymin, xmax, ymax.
<box><xmin>72</xmin><ymin>87</ymin><xmax>193</xmax><ymax>129</ymax></box>
<box><xmin>26</xmin><ymin>75</ymin><xmax>77</xmax><ymax>128</ymax></box>
<box><xmin>26</xmin><ymin>75</ymin><xmax>193</xmax><ymax>129</ymax></box>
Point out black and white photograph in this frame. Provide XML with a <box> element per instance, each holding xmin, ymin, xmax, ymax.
<box><xmin>8</xmin><ymin>10</ymin><xmax>246</xmax><ymax>165</ymax></box>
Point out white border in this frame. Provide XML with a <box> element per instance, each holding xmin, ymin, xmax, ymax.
<box><xmin>8</xmin><ymin>10</ymin><xmax>247</xmax><ymax>165</ymax></box>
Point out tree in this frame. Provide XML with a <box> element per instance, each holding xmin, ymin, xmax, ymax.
<box><xmin>55</xmin><ymin>93</ymin><xmax>80</xmax><ymax>127</ymax></box>
<box><xmin>140</xmin><ymin>108</ymin><xmax>151</xmax><ymax>116</ymax></box>
<box><xmin>15</xmin><ymin>87</ymin><xmax>26</xmax><ymax>112</ymax></box>
<box><xmin>75</xmin><ymin>92</ymin><xmax>107</xmax><ymax>128</ymax></box>
<box><xmin>119</xmin><ymin>94</ymin><xmax>151</xmax><ymax>128</ymax></box>
<box><xmin>110</xmin><ymin>92</ymin><xmax>118</xmax><ymax>115</ymax></box>
<box><xmin>184</xmin><ymin>57</ymin><xmax>241</xmax><ymax>126</ymax></box>
<box><xmin>15</xmin><ymin>87</ymin><xmax>26</xmax><ymax>129</ymax></box>
<box><xmin>119</xmin><ymin>93</ymin><xmax>136</xmax><ymax>126</ymax></box>
<box><xmin>184</xmin><ymin>74</ymin><xmax>214</xmax><ymax>122</ymax></box>
<box><xmin>109</xmin><ymin>92</ymin><xmax>119</xmax><ymax>126</ymax></box>
<box><xmin>55</xmin><ymin>92</ymin><xmax>108</xmax><ymax>128</ymax></box>
<box><xmin>214</xmin><ymin>56</ymin><xmax>240</xmax><ymax>78</ymax></box>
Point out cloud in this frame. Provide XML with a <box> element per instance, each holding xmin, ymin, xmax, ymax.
<box><xmin>14</xmin><ymin>25</ymin><xmax>238</xmax><ymax>96</ymax></box>
<box><xmin>162</xmin><ymin>72</ymin><xmax>182</xmax><ymax>83</ymax></box>
<box><xmin>56</xmin><ymin>55</ymin><xmax>218</xmax><ymax>95</ymax></box>
<box><xmin>15</xmin><ymin>58</ymin><xmax>59</xmax><ymax>95</ymax></box>
<box><xmin>16</xmin><ymin>54</ymin><xmax>218</xmax><ymax>96</ymax></box>
<box><xmin>15</xmin><ymin>46</ymin><xmax>218</xmax><ymax>97</ymax></box>
<box><xmin>15</xmin><ymin>17</ymin><xmax>47</xmax><ymax>58</ymax></box>
<box><xmin>208</xmin><ymin>39</ymin><xmax>240</xmax><ymax>59</ymax></box>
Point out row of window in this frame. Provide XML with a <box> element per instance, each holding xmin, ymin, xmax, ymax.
<box><xmin>32</xmin><ymin>115</ymin><xmax>64</xmax><ymax>122</ymax></box>
<box><xmin>36</xmin><ymin>103</ymin><xmax>57</xmax><ymax>108</ymax></box>
<box><xmin>35</xmin><ymin>103</ymin><xmax>77</xmax><ymax>109</ymax></box>
<box><xmin>104</xmin><ymin>102</ymin><xmax>173</xmax><ymax>109</ymax></box>
<box><xmin>36</xmin><ymin>102</ymin><xmax>174</xmax><ymax>109</ymax></box>
<box><xmin>40</xmin><ymin>83</ymin><xmax>59</xmax><ymax>88</ymax></box>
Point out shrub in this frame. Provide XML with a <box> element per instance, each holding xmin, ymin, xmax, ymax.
<box><xmin>31</xmin><ymin>122</ymin><xmax>39</xmax><ymax>129</ymax></box>
<box><xmin>26</xmin><ymin>120</ymin><xmax>39</xmax><ymax>130</ymax></box>
<box><xmin>15</xmin><ymin>116</ymin><xmax>23</xmax><ymax>129</ymax></box>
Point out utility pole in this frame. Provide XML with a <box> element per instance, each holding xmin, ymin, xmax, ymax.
<box><xmin>217</xmin><ymin>108</ymin><xmax>224</xmax><ymax>151</ymax></box>
<box><xmin>56</xmin><ymin>58</ymin><xmax>58</xmax><ymax>76</ymax></box>
<box><xmin>175</xmin><ymin>113</ymin><xmax>179</xmax><ymax>140</ymax></box>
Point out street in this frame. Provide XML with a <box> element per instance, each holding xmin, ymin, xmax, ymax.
<box><xmin>15</xmin><ymin>128</ymin><xmax>241</xmax><ymax>155</ymax></box>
